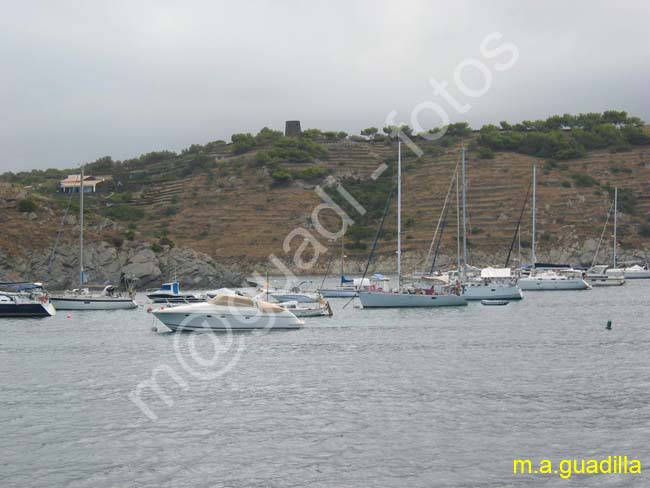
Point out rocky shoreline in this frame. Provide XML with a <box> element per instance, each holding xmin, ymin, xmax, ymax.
<box><xmin>0</xmin><ymin>241</ymin><xmax>246</xmax><ymax>291</ymax></box>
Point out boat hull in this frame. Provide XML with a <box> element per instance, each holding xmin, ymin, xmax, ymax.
<box><xmin>587</xmin><ymin>276</ymin><xmax>625</xmax><ymax>287</ymax></box>
<box><xmin>50</xmin><ymin>297</ymin><xmax>137</xmax><ymax>310</ymax></box>
<box><xmin>153</xmin><ymin>302</ymin><xmax>304</xmax><ymax>330</ymax></box>
<box><xmin>319</xmin><ymin>288</ymin><xmax>358</xmax><ymax>298</ymax></box>
<box><xmin>461</xmin><ymin>284</ymin><xmax>523</xmax><ymax>300</ymax></box>
<box><xmin>623</xmin><ymin>271</ymin><xmax>650</xmax><ymax>279</ymax></box>
<box><xmin>271</xmin><ymin>293</ymin><xmax>319</xmax><ymax>303</ymax></box>
<box><xmin>0</xmin><ymin>302</ymin><xmax>56</xmax><ymax>317</ymax></box>
<box><xmin>519</xmin><ymin>277</ymin><xmax>591</xmax><ymax>290</ymax></box>
<box><xmin>358</xmin><ymin>291</ymin><xmax>467</xmax><ymax>308</ymax></box>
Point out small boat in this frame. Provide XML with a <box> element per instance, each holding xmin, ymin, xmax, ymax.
<box><xmin>259</xmin><ymin>281</ymin><xmax>320</xmax><ymax>303</ymax></box>
<box><xmin>481</xmin><ymin>299</ymin><xmax>509</xmax><ymax>306</ymax></box>
<box><xmin>279</xmin><ymin>300</ymin><xmax>333</xmax><ymax>317</ymax></box>
<box><xmin>147</xmin><ymin>282</ymin><xmax>204</xmax><ymax>303</ymax></box>
<box><xmin>153</xmin><ymin>294</ymin><xmax>304</xmax><ymax>331</ymax></box>
<box><xmin>0</xmin><ymin>282</ymin><xmax>56</xmax><ymax>317</ymax></box>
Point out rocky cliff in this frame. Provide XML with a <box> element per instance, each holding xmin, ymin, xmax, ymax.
<box><xmin>0</xmin><ymin>240</ymin><xmax>245</xmax><ymax>291</ymax></box>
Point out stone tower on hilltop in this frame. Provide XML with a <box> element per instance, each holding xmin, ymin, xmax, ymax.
<box><xmin>285</xmin><ymin>120</ymin><xmax>301</xmax><ymax>137</ymax></box>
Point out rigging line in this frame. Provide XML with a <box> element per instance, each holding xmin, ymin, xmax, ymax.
<box><xmin>430</xmin><ymin>187</ymin><xmax>453</xmax><ymax>275</ymax></box>
<box><xmin>342</xmin><ymin>184</ymin><xmax>396</xmax><ymax>309</ymax></box>
<box><xmin>422</xmin><ymin>163</ymin><xmax>459</xmax><ymax>273</ymax></box>
<box><xmin>45</xmin><ymin>189</ymin><xmax>76</xmax><ymax>278</ymax></box>
<box><xmin>591</xmin><ymin>200</ymin><xmax>615</xmax><ymax>268</ymax></box>
<box><xmin>504</xmin><ymin>179</ymin><xmax>533</xmax><ymax>268</ymax></box>
<box><xmin>318</xmin><ymin>248</ymin><xmax>336</xmax><ymax>291</ymax></box>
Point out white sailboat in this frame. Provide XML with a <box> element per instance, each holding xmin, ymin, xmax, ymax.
<box><xmin>518</xmin><ymin>163</ymin><xmax>591</xmax><ymax>291</ymax></box>
<box><xmin>587</xmin><ymin>188</ymin><xmax>625</xmax><ymax>286</ymax></box>
<box><xmin>51</xmin><ymin>166</ymin><xmax>137</xmax><ymax>310</ymax></box>
<box><xmin>358</xmin><ymin>141</ymin><xmax>467</xmax><ymax>308</ymax></box>
<box><xmin>319</xmin><ymin>238</ymin><xmax>370</xmax><ymax>298</ymax></box>
<box><xmin>455</xmin><ymin>147</ymin><xmax>522</xmax><ymax>300</ymax></box>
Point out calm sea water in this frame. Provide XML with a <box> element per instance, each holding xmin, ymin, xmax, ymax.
<box><xmin>1</xmin><ymin>278</ymin><xmax>649</xmax><ymax>487</ymax></box>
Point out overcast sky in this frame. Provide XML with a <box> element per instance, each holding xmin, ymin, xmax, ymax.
<box><xmin>1</xmin><ymin>0</ymin><xmax>649</xmax><ymax>172</ymax></box>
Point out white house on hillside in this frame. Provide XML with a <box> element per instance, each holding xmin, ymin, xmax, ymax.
<box><xmin>59</xmin><ymin>174</ymin><xmax>107</xmax><ymax>193</ymax></box>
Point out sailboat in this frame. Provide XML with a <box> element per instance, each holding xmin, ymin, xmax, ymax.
<box><xmin>319</xmin><ymin>238</ymin><xmax>370</xmax><ymax>298</ymax></box>
<box><xmin>587</xmin><ymin>188</ymin><xmax>625</xmax><ymax>286</ymax></box>
<box><xmin>454</xmin><ymin>147</ymin><xmax>522</xmax><ymax>300</ymax></box>
<box><xmin>518</xmin><ymin>163</ymin><xmax>591</xmax><ymax>291</ymax></box>
<box><xmin>358</xmin><ymin>141</ymin><xmax>467</xmax><ymax>308</ymax></box>
<box><xmin>50</xmin><ymin>166</ymin><xmax>137</xmax><ymax>310</ymax></box>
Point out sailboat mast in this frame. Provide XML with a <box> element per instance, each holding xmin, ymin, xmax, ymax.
<box><xmin>397</xmin><ymin>140</ymin><xmax>402</xmax><ymax>289</ymax></box>
<box><xmin>79</xmin><ymin>165</ymin><xmax>84</xmax><ymax>287</ymax></box>
<box><xmin>613</xmin><ymin>187</ymin><xmax>618</xmax><ymax>268</ymax></box>
<box><xmin>461</xmin><ymin>146</ymin><xmax>468</xmax><ymax>279</ymax></box>
<box><xmin>531</xmin><ymin>163</ymin><xmax>537</xmax><ymax>266</ymax></box>
<box><xmin>340</xmin><ymin>235</ymin><xmax>345</xmax><ymax>281</ymax></box>
<box><xmin>456</xmin><ymin>167</ymin><xmax>461</xmax><ymax>277</ymax></box>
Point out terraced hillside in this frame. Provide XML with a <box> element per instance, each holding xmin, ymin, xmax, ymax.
<box><xmin>2</xmin><ymin>127</ymin><xmax>650</xmax><ymax>274</ymax></box>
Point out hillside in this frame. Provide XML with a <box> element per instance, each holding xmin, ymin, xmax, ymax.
<box><xmin>2</xmin><ymin>113</ymin><xmax>650</xmax><ymax>283</ymax></box>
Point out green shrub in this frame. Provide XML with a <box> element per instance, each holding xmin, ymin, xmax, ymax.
<box><xmin>561</xmin><ymin>181</ymin><xmax>571</xmax><ymax>188</ymax></box>
<box><xmin>570</xmin><ymin>173</ymin><xmax>599</xmax><ymax>187</ymax></box>
<box><xmin>297</xmin><ymin>166</ymin><xmax>328</xmax><ymax>180</ymax></box>
<box><xmin>159</xmin><ymin>236</ymin><xmax>175</xmax><ymax>248</ymax></box>
<box><xmin>478</xmin><ymin>147</ymin><xmax>494</xmax><ymax>159</ymax></box>
<box><xmin>231</xmin><ymin>133</ymin><xmax>256</xmax><ymax>154</ymax></box>
<box><xmin>105</xmin><ymin>205</ymin><xmax>145</xmax><ymax>221</ymax></box>
<box><xmin>151</xmin><ymin>242</ymin><xmax>163</xmax><ymax>253</ymax></box>
<box><xmin>17</xmin><ymin>199</ymin><xmax>37</xmax><ymax>213</ymax></box>
<box><xmin>163</xmin><ymin>206</ymin><xmax>179</xmax><ymax>217</ymax></box>
<box><xmin>271</xmin><ymin>169</ymin><xmax>292</xmax><ymax>185</ymax></box>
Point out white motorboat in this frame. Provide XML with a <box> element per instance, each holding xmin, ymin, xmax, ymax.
<box><xmin>51</xmin><ymin>285</ymin><xmax>137</xmax><ymax>310</ymax></box>
<box><xmin>279</xmin><ymin>300</ymin><xmax>333</xmax><ymax>317</ymax></box>
<box><xmin>0</xmin><ymin>282</ymin><xmax>56</xmax><ymax>317</ymax></box>
<box><xmin>50</xmin><ymin>165</ymin><xmax>137</xmax><ymax>311</ymax></box>
<box><xmin>617</xmin><ymin>264</ymin><xmax>650</xmax><ymax>279</ymax></box>
<box><xmin>153</xmin><ymin>294</ymin><xmax>304</xmax><ymax>331</ymax></box>
<box><xmin>259</xmin><ymin>281</ymin><xmax>320</xmax><ymax>303</ymax></box>
<box><xmin>357</xmin><ymin>142</ymin><xmax>467</xmax><ymax>309</ymax></box>
<box><xmin>147</xmin><ymin>282</ymin><xmax>204</xmax><ymax>303</ymax></box>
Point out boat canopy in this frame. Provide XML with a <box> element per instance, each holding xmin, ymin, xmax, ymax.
<box><xmin>371</xmin><ymin>274</ymin><xmax>390</xmax><ymax>282</ymax></box>
<box><xmin>161</xmin><ymin>282</ymin><xmax>180</xmax><ymax>294</ymax></box>
<box><xmin>480</xmin><ymin>267</ymin><xmax>512</xmax><ymax>279</ymax></box>
<box><xmin>209</xmin><ymin>295</ymin><xmax>254</xmax><ymax>307</ymax></box>
<box><xmin>419</xmin><ymin>274</ymin><xmax>450</xmax><ymax>284</ymax></box>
